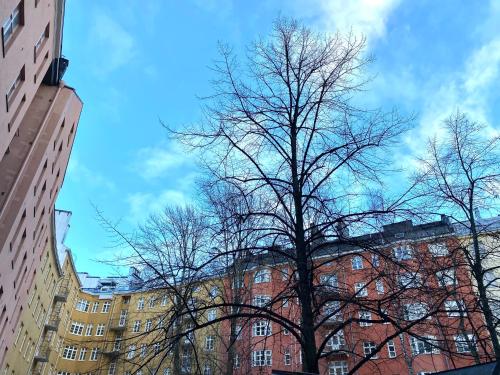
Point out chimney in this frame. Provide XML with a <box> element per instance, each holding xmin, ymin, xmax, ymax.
<box><xmin>336</xmin><ymin>220</ymin><xmax>349</xmax><ymax>239</ymax></box>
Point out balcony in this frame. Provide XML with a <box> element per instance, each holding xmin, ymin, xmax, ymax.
<box><xmin>109</xmin><ymin>318</ymin><xmax>127</xmax><ymax>332</ymax></box>
<box><xmin>44</xmin><ymin>314</ymin><xmax>60</xmax><ymax>331</ymax></box>
<box><xmin>54</xmin><ymin>280</ymin><xmax>69</xmax><ymax>302</ymax></box>
<box><xmin>323</xmin><ymin>344</ymin><xmax>349</xmax><ymax>358</ymax></box>
<box><xmin>33</xmin><ymin>341</ymin><xmax>50</xmax><ymax>363</ymax></box>
<box><xmin>101</xmin><ymin>345</ymin><xmax>120</xmax><ymax>358</ymax></box>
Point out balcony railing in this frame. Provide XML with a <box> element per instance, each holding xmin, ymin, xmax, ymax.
<box><xmin>54</xmin><ymin>279</ymin><xmax>70</xmax><ymax>302</ymax></box>
<box><xmin>33</xmin><ymin>341</ymin><xmax>50</xmax><ymax>363</ymax></box>
<box><xmin>101</xmin><ymin>344</ymin><xmax>120</xmax><ymax>358</ymax></box>
<box><xmin>109</xmin><ymin>318</ymin><xmax>127</xmax><ymax>331</ymax></box>
<box><xmin>44</xmin><ymin>313</ymin><xmax>60</xmax><ymax>331</ymax></box>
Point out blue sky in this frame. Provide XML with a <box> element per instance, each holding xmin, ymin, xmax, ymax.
<box><xmin>56</xmin><ymin>0</ymin><xmax>500</xmax><ymax>276</ymax></box>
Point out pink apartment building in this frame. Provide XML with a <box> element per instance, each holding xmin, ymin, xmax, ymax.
<box><xmin>0</xmin><ymin>0</ymin><xmax>82</xmax><ymax>366</ymax></box>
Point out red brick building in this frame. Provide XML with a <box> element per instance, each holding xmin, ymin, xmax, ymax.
<box><xmin>220</xmin><ymin>217</ymin><xmax>493</xmax><ymax>375</ymax></box>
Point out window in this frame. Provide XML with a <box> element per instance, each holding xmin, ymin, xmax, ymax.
<box><xmin>90</xmin><ymin>348</ymin><xmax>98</xmax><ymax>361</ymax></box>
<box><xmin>253</xmin><ymin>295</ymin><xmax>271</xmax><ymax>308</ymax></box>
<box><xmin>205</xmin><ymin>335</ymin><xmax>214</xmax><ymax>351</ymax></box>
<box><xmin>62</xmin><ymin>346</ymin><xmax>77</xmax><ymax>360</ymax></box>
<box><xmin>283</xmin><ymin>327</ymin><xmax>290</xmax><ymax>335</ymax></box>
<box><xmin>359</xmin><ymin>310</ymin><xmax>372</xmax><ymax>327</ymax></box>
<box><xmin>85</xmin><ymin>324</ymin><xmax>93</xmax><ymax>336</ymax></box>
<box><xmin>91</xmin><ymin>302</ymin><xmax>99</xmax><ymax>313</ymax></box>
<box><xmin>234</xmin><ymin>354</ymin><xmax>240</xmax><ymax>368</ymax></box>
<box><xmin>108</xmin><ymin>362</ymin><xmax>116</xmax><ymax>375</ymax></box>
<box><xmin>78</xmin><ymin>347</ymin><xmax>87</xmax><ymax>361</ymax></box>
<box><xmin>141</xmin><ymin>344</ymin><xmax>147</xmax><ymax>358</ymax></box>
<box><xmin>284</xmin><ymin>349</ymin><xmax>291</xmax><ymax>365</ymax></box>
<box><xmin>326</xmin><ymin>330</ymin><xmax>345</xmax><ymax>351</ymax></box>
<box><xmin>96</xmin><ymin>324</ymin><xmax>105</xmax><ymax>336</ymax></box>
<box><xmin>351</xmin><ymin>256</ymin><xmax>363</xmax><ymax>270</ymax></box>
<box><xmin>252</xmin><ymin>320</ymin><xmax>272</xmax><ymax>336</ymax></box>
<box><xmin>119</xmin><ymin>310</ymin><xmax>127</xmax><ymax>326</ymax></box>
<box><xmin>371</xmin><ymin>254</ymin><xmax>380</xmax><ymax>268</ymax></box>
<box><xmin>148</xmin><ymin>297</ymin><xmax>156</xmax><ymax>308</ymax></box>
<box><xmin>145</xmin><ymin>319</ymin><xmax>152</xmax><ymax>331</ymax></box>
<box><xmin>133</xmin><ymin>320</ymin><xmax>141</xmax><ymax>332</ymax></box>
<box><xmin>161</xmin><ymin>295</ymin><xmax>168</xmax><ymax>306</ymax></box>
<box><xmin>354</xmin><ymin>282</ymin><xmax>368</xmax><ymax>297</ymax></box>
<box><xmin>394</xmin><ymin>244</ymin><xmax>412</xmax><ymax>260</ymax></box>
<box><xmin>329</xmin><ymin>361</ymin><xmax>348</xmax><ymax>375</ymax></box>
<box><xmin>102</xmin><ymin>301</ymin><xmax>111</xmax><ymax>313</ymax></box>
<box><xmin>76</xmin><ymin>299</ymin><xmax>89</xmax><ymax>312</ymax></box>
<box><xmin>404</xmin><ymin>303</ymin><xmax>428</xmax><ymax>321</ymax></box>
<box><xmin>203</xmin><ymin>364</ymin><xmax>212</xmax><ymax>375</ymax></box>
<box><xmin>251</xmin><ymin>350</ymin><xmax>272</xmax><ymax>367</ymax></box>
<box><xmin>207</xmin><ymin>309</ymin><xmax>217</xmax><ymax>321</ymax></box>
<box><xmin>363</xmin><ymin>342</ymin><xmax>378</xmax><ymax>359</ymax></box>
<box><xmin>137</xmin><ymin>297</ymin><xmax>144</xmax><ymax>310</ymax></box>
<box><xmin>163</xmin><ymin>369</ymin><xmax>171</xmax><ymax>375</ymax></box>
<box><xmin>436</xmin><ymin>268</ymin><xmax>456</xmax><ymax>287</ymax></box>
<box><xmin>324</xmin><ymin>301</ymin><xmax>342</xmax><ymax>321</ymax></box>
<box><xmin>34</xmin><ymin>24</ymin><xmax>49</xmax><ymax>59</ymax></box>
<box><xmin>235</xmin><ymin>325</ymin><xmax>242</xmax><ymax>340</ymax></box>
<box><xmin>410</xmin><ymin>336</ymin><xmax>439</xmax><ymax>354</ymax></box>
<box><xmin>398</xmin><ymin>272</ymin><xmax>422</xmax><ymax>288</ymax></box>
<box><xmin>65</xmin><ymin>319</ymin><xmax>83</xmax><ymax>335</ymax></box>
<box><xmin>209</xmin><ymin>286</ymin><xmax>219</xmax><ymax>298</ymax></box>
<box><xmin>2</xmin><ymin>2</ymin><xmax>23</xmax><ymax>48</ymax></box>
<box><xmin>320</xmin><ymin>274</ymin><xmax>338</xmax><ymax>288</ymax></box>
<box><xmin>376</xmin><ymin>280</ymin><xmax>384</xmax><ymax>294</ymax></box>
<box><xmin>445</xmin><ymin>300</ymin><xmax>466</xmax><ymax>317</ymax></box>
<box><xmin>455</xmin><ymin>334</ymin><xmax>475</xmax><ymax>353</ymax></box>
<box><xmin>281</xmin><ymin>267</ymin><xmax>289</xmax><ymax>280</ymax></box>
<box><xmin>154</xmin><ymin>343</ymin><xmax>161</xmax><ymax>354</ymax></box>
<box><xmin>282</xmin><ymin>297</ymin><xmax>289</xmax><ymax>307</ymax></box>
<box><xmin>428</xmin><ymin>243</ymin><xmax>448</xmax><ymax>257</ymax></box>
<box><xmin>127</xmin><ymin>345</ymin><xmax>136</xmax><ymax>359</ymax></box>
<box><xmin>254</xmin><ymin>269</ymin><xmax>271</xmax><ymax>283</ymax></box>
<box><xmin>387</xmin><ymin>340</ymin><xmax>396</xmax><ymax>358</ymax></box>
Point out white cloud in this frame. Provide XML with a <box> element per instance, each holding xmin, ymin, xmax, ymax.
<box><xmin>313</xmin><ymin>0</ymin><xmax>402</xmax><ymax>42</ymax></box>
<box><xmin>67</xmin><ymin>157</ymin><xmax>116</xmax><ymax>191</ymax></box>
<box><xmin>90</xmin><ymin>10</ymin><xmax>136</xmax><ymax>75</ymax></box>
<box><xmin>133</xmin><ymin>143</ymin><xmax>192</xmax><ymax>180</ymax></box>
<box><xmin>126</xmin><ymin>189</ymin><xmax>191</xmax><ymax>224</ymax></box>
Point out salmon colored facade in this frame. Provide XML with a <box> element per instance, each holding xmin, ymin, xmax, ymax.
<box><xmin>0</xmin><ymin>0</ymin><xmax>82</xmax><ymax>369</ymax></box>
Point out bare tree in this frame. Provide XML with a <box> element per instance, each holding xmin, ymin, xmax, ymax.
<box><xmin>170</xmin><ymin>18</ymin><xmax>411</xmax><ymax>373</ymax></box>
<box><xmin>415</xmin><ymin>111</ymin><xmax>500</xmax><ymax>372</ymax></box>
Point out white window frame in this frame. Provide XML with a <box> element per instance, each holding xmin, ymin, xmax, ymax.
<box><xmin>205</xmin><ymin>335</ymin><xmax>214</xmax><ymax>351</ymax></box>
<box><xmin>207</xmin><ymin>309</ymin><xmax>217</xmax><ymax>321</ymax></box>
<box><xmin>387</xmin><ymin>340</ymin><xmax>396</xmax><ymax>358</ymax></box>
<box><xmin>252</xmin><ymin>320</ymin><xmax>272</xmax><ymax>336</ymax></box>
<box><xmin>251</xmin><ymin>350</ymin><xmax>272</xmax><ymax>367</ymax></box>
<box><xmin>455</xmin><ymin>334</ymin><xmax>475</xmax><ymax>353</ymax></box>
<box><xmin>428</xmin><ymin>243</ymin><xmax>448</xmax><ymax>257</ymax></box>
<box><xmin>96</xmin><ymin>324</ymin><xmax>105</xmax><ymax>336</ymax></box>
<box><xmin>359</xmin><ymin>310</ymin><xmax>372</xmax><ymax>327</ymax></box>
<box><xmin>394</xmin><ymin>244</ymin><xmax>412</xmax><ymax>260</ymax></box>
<box><xmin>329</xmin><ymin>361</ymin><xmax>348</xmax><ymax>375</ymax></box>
<box><xmin>376</xmin><ymin>280</ymin><xmax>384</xmax><ymax>294</ymax></box>
<box><xmin>254</xmin><ymin>269</ymin><xmax>271</xmax><ymax>283</ymax></box>
<box><xmin>253</xmin><ymin>295</ymin><xmax>271</xmax><ymax>308</ymax></box>
<box><xmin>351</xmin><ymin>256</ymin><xmax>363</xmax><ymax>270</ymax></box>
<box><xmin>62</xmin><ymin>346</ymin><xmax>77</xmax><ymax>360</ymax></box>
<box><xmin>102</xmin><ymin>301</ymin><xmax>111</xmax><ymax>313</ymax></box>
<box><xmin>409</xmin><ymin>335</ymin><xmax>440</xmax><ymax>355</ymax></box>
<box><xmin>404</xmin><ymin>303</ymin><xmax>429</xmax><ymax>321</ymax></box>
<box><xmin>363</xmin><ymin>341</ymin><xmax>378</xmax><ymax>359</ymax></box>
<box><xmin>137</xmin><ymin>297</ymin><xmax>144</xmax><ymax>310</ymax></box>
<box><xmin>354</xmin><ymin>282</ymin><xmax>368</xmax><ymax>297</ymax></box>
